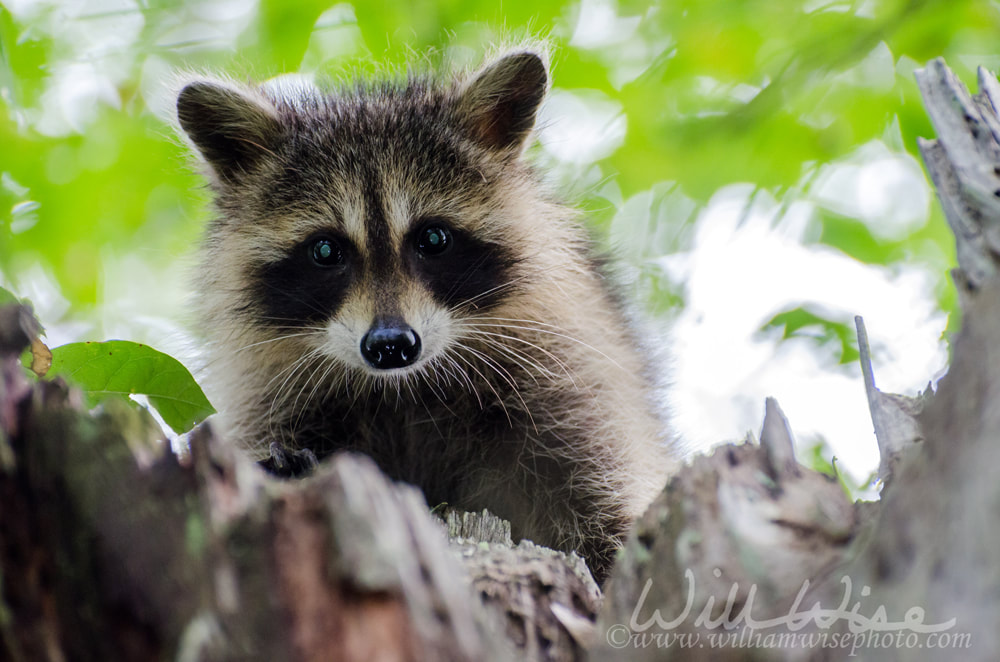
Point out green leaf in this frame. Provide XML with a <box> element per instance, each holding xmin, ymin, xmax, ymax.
<box><xmin>800</xmin><ymin>438</ymin><xmax>875</xmax><ymax>500</ymax></box>
<box><xmin>759</xmin><ymin>306</ymin><xmax>860</xmax><ymax>366</ymax></box>
<box><xmin>801</xmin><ymin>438</ymin><xmax>837</xmax><ymax>478</ymax></box>
<box><xmin>48</xmin><ymin>341</ymin><xmax>215</xmax><ymax>434</ymax></box>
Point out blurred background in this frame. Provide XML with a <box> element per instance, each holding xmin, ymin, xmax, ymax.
<box><xmin>2</xmin><ymin>0</ymin><xmax>994</xmax><ymax>488</ymax></box>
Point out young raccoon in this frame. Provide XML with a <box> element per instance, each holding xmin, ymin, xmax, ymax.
<box><xmin>176</xmin><ymin>49</ymin><xmax>676</xmax><ymax>580</ymax></box>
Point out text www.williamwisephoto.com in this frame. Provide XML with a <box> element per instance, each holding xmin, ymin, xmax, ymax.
<box><xmin>604</xmin><ymin>570</ymin><xmax>973</xmax><ymax>657</ymax></box>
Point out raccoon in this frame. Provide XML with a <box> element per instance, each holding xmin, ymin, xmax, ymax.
<box><xmin>176</xmin><ymin>48</ymin><xmax>676</xmax><ymax>581</ymax></box>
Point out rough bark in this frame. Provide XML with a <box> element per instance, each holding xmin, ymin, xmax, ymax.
<box><xmin>590</xmin><ymin>401</ymin><xmax>859</xmax><ymax>661</ymax></box>
<box><xmin>3</xmin><ymin>57</ymin><xmax>1000</xmax><ymax>662</ymax></box>
<box><xmin>0</xmin><ymin>338</ymin><xmax>511</xmax><ymax>661</ymax></box>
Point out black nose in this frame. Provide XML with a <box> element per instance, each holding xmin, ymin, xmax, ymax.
<box><xmin>361</xmin><ymin>320</ymin><xmax>422</xmax><ymax>370</ymax></box>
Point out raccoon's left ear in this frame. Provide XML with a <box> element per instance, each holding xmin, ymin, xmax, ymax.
<box><xmin>457</xmin><ymin>51</ymin><xmax>548</xmax><ymax>153</ymax></box>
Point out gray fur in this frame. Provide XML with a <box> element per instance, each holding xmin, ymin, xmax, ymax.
<box><xmin>177</xmin><ymin>50</ymin><xmax>676</xmax><ymax>581</ymax></box>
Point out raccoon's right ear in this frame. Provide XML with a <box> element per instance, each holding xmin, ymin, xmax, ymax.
<box><xmin>176</xmin><ymin>80</ymin><xmax>281</xmax><ymax>182</ymax></box>
<box><xmin>458</xmin><ymin>51</ymin><xmax>548</xmax><ymax>153</ymax></box>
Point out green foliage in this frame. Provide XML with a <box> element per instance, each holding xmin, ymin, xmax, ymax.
<box><xmin>800</xmin><ymin>437</ymin><xmax>877</xmax><ymax>501</ymax></box>
<box><xmin>605</xmin><ymin>0</ymin><xmax>987</xmax><ymax>198</ymax></box>
<box><xmin>760</xmin><ymin>306</ymin><xmax>860</xmax><ymax>366</ymax></box>
<box><xmin>47</xmin><ymin>340</ymin><xmax>214</xmax><ymax>434</ymax></box>
<box><xmin>801</xmin><ymin>439</ymin><xmax>839</xmax><ymax>479</ymax></box>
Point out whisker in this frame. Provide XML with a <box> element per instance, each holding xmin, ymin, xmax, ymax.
<box><xmin>290</xmin><ymin>354</ymin><xmax>340</xmax><ymax>434</ymax></box>
<box><xmin>449</xmin><ymin>347</ymin><xmax>511</xmax><ymax>425</ymax></box>
<box><xmin>454</xmin><ymin>342</ymin><xmax>537</xmax><ymax>433</ymax></box>
<box><xmin>454</xmin><ymin>333</ymin><xmax>548</xmax><ymax>386</ymax></box>
<box><xmin>443</xmin><ymin>250</ymin><xmax>496</xmax><ymax>305</ymax></box>
<box><xmin>455</xmin><ymin>327</ymin><xmax>578</xmax><ymax>386</ymax></box>
<box><xmin>265</xmin><ymin>346</ymin><xmax>327</xmax><ymax>440</ymax></box>
<box><xmin>448</xmin><ymin>260</ymin><xmax>574</xmax><ymax>313</ymax></box>
<box><xmin>230</xmin><ymin>330</ymin><xmax>325</xmax><ymax>354</ymax></box>
<box><xmin>259</xmin><ymin>280</ymin><xmax>332</xmax><ymax>320</ymax></box>
<box><xmin>421</xmin><ymin>359</ymin><xmax>455</xmax><ymax>407</ymax></box>
<box><xmin>450</xmin><ymin>275</ymin><xmax>524</xmax><ymax>312</ymax></box>
<box><xmin>439</xmin><ymin>352</ymin><xmax>479</xmax><ymax>406</ymax></box>
<box><xmin>261</xmin><ymin>345</ymin><xmax>325</xmax><ymax>394</ymax></box>
<box><xmin>461</xmin><ymin>319</ymin><xmax>625</xmax><ymax>372</ymax></box>
<box><xmin>257</xmin><ymin>315</ymin><xmax>329</xmax><ymax>328</ymax></box>
<box><xmin>195</xmin><ymin>327</ymin><xmax>327</xmax><ymax>373</ymax></box>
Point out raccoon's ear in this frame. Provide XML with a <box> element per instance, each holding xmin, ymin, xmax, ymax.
<box><xmin>458</xmin><ymin>52</ymin><xmax>548</xmax><ymax>152</ymax></box>
<box><xmin>176</xmin><ymin>80</ymin><xmax>281</xmax><ymax>181</ymax></box>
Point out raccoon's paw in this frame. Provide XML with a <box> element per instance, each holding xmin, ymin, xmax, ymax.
<box><xmin>259</xmin><ymin>442</ymin><xmax>319</xmax><ymax>479</ymax></box>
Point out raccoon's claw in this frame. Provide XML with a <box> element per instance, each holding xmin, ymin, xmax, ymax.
<box><xmin>259</xmin><ymin>442</ymin><xmax>319</xmax><ymax>479</ymax></box>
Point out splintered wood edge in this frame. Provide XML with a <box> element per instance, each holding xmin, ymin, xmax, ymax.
<box><xmin>915</xmin><ymin>58</ymin><xmax>1000</xmax><ymax>289</ymax></box>
<box><xmin>760</xmin><ymin>397</ymin><xmax>798</xmax><ymax>479</ymax></box>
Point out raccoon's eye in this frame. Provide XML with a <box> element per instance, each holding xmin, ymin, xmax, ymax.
<box><xmin>310</xmin><ymin>237</ymin><xmax>344</xmax><ymax>267</ymax></box>
<box><xmin>417</xmin><ymin>224</ymin><xmax>452</xmax><ymax>257</ymax></box>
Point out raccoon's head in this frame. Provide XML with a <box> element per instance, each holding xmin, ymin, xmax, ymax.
<box><xmin>178</xmin><ymin>52</ymin><xmax>561</xmax><ymax>385</ymax></box>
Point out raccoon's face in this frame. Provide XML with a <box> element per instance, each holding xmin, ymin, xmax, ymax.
<box><xmin>178</xmin><ymin>52</ymin><xmax>549</xmax><ymax>379</ymax></box>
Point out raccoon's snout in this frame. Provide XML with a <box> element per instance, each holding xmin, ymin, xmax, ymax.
<box><xmin>361</xmin><ymin>319</ymin><xmax>422</xmax><ymax>370</ymax></box>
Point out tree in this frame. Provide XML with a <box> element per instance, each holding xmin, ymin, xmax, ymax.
<box><xmin>2</xmin><ymin>56</ymin><xmax>999</xmax><ymax>662</ymax></box>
